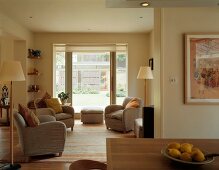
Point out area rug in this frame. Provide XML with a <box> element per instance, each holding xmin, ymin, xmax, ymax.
<box><xmin>0</xmin><ymin>121</ymin><xmax>134</xmax><ymax>163</ymax></box>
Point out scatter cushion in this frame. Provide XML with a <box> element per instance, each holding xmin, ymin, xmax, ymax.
<box><xmin>105</xmin><ymin>110</ymin><xmax>123</xmax><ymax>120</ymax></box>
<box><xmin>37</xmin><ymin>92</ymin><xmax>51</xmax><ymax>108</ymax></box>
<box><xmin>18</xmin><ymin>104</ymin><xmax>40</xmax><ymax>127</ymax></box>
<box><xmin>45</xmin><ymin>98</ymin><xmax>63</xmax><ymax>113</ymax></box>
<box><xmin>125</xmin><ymin>98</ymin><xmax>140</xmax><ymax>109</ymax></box>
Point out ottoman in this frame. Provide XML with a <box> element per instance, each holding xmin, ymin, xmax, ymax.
<box><xmin>81</xmin><ymin>107</ymin><xmax>104</xmax><ymax>124</ymax></box>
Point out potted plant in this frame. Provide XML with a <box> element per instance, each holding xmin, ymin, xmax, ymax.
<box><xmin>58</xmin><ymin>92</ymin><xmax>70</xmax><ymax>105</ymax></box>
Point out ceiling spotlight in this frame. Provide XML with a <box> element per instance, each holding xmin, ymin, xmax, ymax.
<box><xmin>140</xmin><ymin>2</ymin><xmax>149</xmax><ymax>7</ymax></box>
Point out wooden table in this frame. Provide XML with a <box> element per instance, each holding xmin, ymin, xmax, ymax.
<box><xmin>107</xmin><ymin>138</ymin><xmax>219</xmax><ymax>170</ymax></box>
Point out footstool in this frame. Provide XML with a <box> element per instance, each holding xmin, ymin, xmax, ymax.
<box><xmin>81</xmin><ymin>107</ymin><xmax>104</xmax><ymax>124</ymax></box>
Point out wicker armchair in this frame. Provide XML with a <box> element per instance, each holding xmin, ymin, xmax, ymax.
<box><xmin>34</xmin><ymin>98</ymin><xmax>75</xmax><ymax>131</ymax></box>
<box><xmin>14</xmin><ymin>112</ymin><xmax>66</xmax><ymax>158</ymax></box>
<box><xmin>105</xmin><ymin>97</ymin><xmax>143</xmax><ymax>133</ymax></box>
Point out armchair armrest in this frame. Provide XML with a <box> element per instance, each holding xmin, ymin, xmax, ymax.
<box><xmin>62</xmin><ymin>106</ymin><xmax>74</xmax><ymax>116</ymax></box>
<box><xmin>105</xmin><ymin>105</ymin><xmax>124</xmax><ymax>114</ymax></box>
<box><xmin>36</xmin><ymin>108</ymin><xmax>56</xmax><ymax>117</ymax></box>
<box><xmin>23</xmin><ymin>121</ymin><xmax>66</xmax><ymax>156</ymax></box>
<box><xmin>123</xmin><ymin>107</ymin><xmax>141</xmax><ymax>130</ymax></box>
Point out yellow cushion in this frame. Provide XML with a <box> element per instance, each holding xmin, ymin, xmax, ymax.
<box><xmin>125</xmin><ymin>98</ymin><xmax>140</xmax><ymax>109</ymax></box>
<box><xmin>45</xmin><ymin>98</ymin><xmax>63</xmax><ymax>113</ymax></box>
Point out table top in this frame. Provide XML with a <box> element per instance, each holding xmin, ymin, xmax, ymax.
<box><xmin>106</xmin><ymin>138</ymin><xmax>219</xmax><ymax>170</ymax></box>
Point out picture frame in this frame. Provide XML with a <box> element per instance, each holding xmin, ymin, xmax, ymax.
<box><xmin>185</xmin><ymin>33</ymin><xmax>219</xmax><ymax>104</ymax></box>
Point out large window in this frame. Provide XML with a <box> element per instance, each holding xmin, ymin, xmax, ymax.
<box><xmin>54</xmin><ymin>44</ymin><xmax>128</xmax><ymax>113</ymax></box>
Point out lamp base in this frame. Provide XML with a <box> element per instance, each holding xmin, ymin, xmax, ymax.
<box><xmin>0</xmin><ymin>163</ymin><xmax>21</xmax><ymax>170</ymax></box>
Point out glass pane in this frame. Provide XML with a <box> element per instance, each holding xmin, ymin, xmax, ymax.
<box><xmin>116</xmin><ymin>52</ymin><xmax>127</xmax><ymax>104</ymax></box>
<box><xmin>72</xmin><ymin>52</ymin><xmax>110</xmax><ymax>113</ymax></box>
<box><xmin>55</xmin><ymin>52</ymin><xmax>65</xmax><ymax>97</ymax></box>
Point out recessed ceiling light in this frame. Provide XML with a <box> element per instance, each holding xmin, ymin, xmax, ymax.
<box><xmin>140</xmin><ymin>2</ymin><xmax>150</xmax><ymax>7</ymax></box>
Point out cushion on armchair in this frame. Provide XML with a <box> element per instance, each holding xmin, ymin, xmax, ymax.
<box><xmin>125</xmin><ymin>98</ymin><xmax>140</xmax><ymax>109</ymax></box>
<box><xmin>45</xmin><ymin>98</ymin><xmax>63</xmax><ymax>113</ymax></box>
<box><xmin>105</xmin><ymin>110</ymin><xmax>123</xmax><ymax>120</ymax></box>
<box><xmin>37</xmin><ymin>92</ymin><xmax>51</xmax><ymax>108</ymax></box>
<box><xmin>18</xmin><ymin>104</ymin><xmax>40</xmax><ymax>127</ymax></box>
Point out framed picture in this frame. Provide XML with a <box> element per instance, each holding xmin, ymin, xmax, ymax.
<box><xmin>185</xmin><ymin>33</ymin><xmax>219</xmax><ymax>104</ymax></box>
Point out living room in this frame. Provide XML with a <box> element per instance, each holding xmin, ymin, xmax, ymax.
<box><xmin>0</xmin><ymin>0</ymin><xmax>219</xmax><ymax>170</ymax></box>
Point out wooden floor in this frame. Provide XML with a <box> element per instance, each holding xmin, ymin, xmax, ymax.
<box><xmin>0</xmin><ymin>119</ymin><xmax>134</xmax><ymax>170</ymax></box>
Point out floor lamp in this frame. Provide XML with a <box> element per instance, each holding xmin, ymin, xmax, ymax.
<box><xmin>137</xmin><ymin>66</ymin><xmax>153</xmax><ymax>106</ymax></box>
<box><xmin>0</xmin><ymin>60</ymin><xmax>25</xmax><ymax>170</ymax></box>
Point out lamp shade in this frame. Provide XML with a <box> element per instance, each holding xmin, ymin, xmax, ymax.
<box><xmin>0</xmin><ymin>60</ymin><xmax>25</xmax><ymax>81</ymax></box>
<box><xmin>137</xmin><ymin>66</ymin><xmax>153</xmax><ymax>79</ymax></box>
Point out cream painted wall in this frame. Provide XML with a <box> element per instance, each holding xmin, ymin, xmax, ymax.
<box><xmin>34</xmin><ymin>33</ymin><xmax>150</xmax><ymax>101</ymax></box>
<box><xmin>0</xmin><ymin>12</ymin><xmax>34</xmax><ymax>107</ymax></box>
<box><xmin>161</xmin><ymin>8</ymin><xmax>219</xmax><ymax>138</ymax></box>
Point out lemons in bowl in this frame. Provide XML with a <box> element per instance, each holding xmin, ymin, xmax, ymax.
<box><xmin>166</xmin><ymin>142</ymin><xmax>205</xmax><ymax>162</ymax></box>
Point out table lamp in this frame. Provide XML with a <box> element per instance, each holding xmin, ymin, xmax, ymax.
<box><xmin>137</xmin><ymin>66</ymin><xmax>153</xmax><ymax>106</ymax></box>
<box><xmin>0</xmin><ymin>60</ymin><xmax>25</xmax><ymax>169</ymax></box>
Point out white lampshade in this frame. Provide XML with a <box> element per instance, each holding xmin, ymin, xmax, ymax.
<box><xmin>0</xmin><ymin>60</ymin><xmax>25</xmax><ymax>81</ymax></box>
<box><xmin>137</xmin><ymin>66</ymin><xmax>153</xmax><ymax>79</ymax></box>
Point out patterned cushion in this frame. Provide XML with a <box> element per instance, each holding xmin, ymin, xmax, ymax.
<box><xmin>18</xmin><ymin>104</ymin><xmax>40</xmax><ymax>127</ymax></box>
<box><xmin>45</xmin><ymin>98</ymin><xmax>63</xmax><ymax>113</ymax></box>
<box><xmin>37</xmin><ymin>92</ymin><xmax>51</xmax><ymax>108</ymax></box>
<box><xmin>125</xmin><ymin>98</ymin><xmax>140</xmax><ymax>109</ymax></box>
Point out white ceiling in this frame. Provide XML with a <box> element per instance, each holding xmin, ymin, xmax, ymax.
<box><xmin>0</xmin><ymin>0</ymin><xmax>154</xmax><ymax>33</ymax></box>
<box><xmin>107</xmin><ymin>0</ymin><xmax>219</xmax><ymax>8</ymax></box>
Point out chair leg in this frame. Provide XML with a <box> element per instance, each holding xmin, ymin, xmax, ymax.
<box><xmin>106</xmin><ymin>126</ymin><xmax>109</xmax><ymax>129</ymax></box>
<box><xmin>71</xmin><ymin>126</ymin><xmax>73</xmax><ymax>131</ymax></box>
<box><xmin>59</xmin><ymin>152</ymin><xmax>63</xmax><ymax>157</ymax></box>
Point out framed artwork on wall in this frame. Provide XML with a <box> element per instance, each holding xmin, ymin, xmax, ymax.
<box><xmin>185</xmin><ymin>33</ymin><xmax>219</xmax><ymax>104</ymax></box>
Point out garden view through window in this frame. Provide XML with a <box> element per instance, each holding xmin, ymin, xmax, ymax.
<box><xmin>55</xmin><ymin>46</ymin><xmax>127</xmax><ymax>113</ymax></box>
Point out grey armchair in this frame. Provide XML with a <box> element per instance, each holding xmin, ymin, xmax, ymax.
<box><xmin>105</xmin><ymin>97</ymin><xmax>143</xmax><ymax>133</ymax></box>
<box><xmin>14</xmin><ymin>112</ymin><xmax>66</xmax><ymax>158</ymax></box>
<box><xmin>34</xmin><ymin>98</ymin><xmax>75</xmax><ymax>131</ymax></box>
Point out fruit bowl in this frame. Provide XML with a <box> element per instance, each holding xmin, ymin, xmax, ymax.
<box><xmin>161</xmin><ymin>147</ymin><xmax>215</xmax><ymax>165</ymax></box>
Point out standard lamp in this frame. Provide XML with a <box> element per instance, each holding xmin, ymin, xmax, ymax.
<box><xmin>0</xmin><ymin>60</ymin><xmax>25</xmax><ymax>169</ymax></box>
<box><xmin>137</xmin><ymin>66</ymin><xmax>153</xmax><ymax>106</ymax></box>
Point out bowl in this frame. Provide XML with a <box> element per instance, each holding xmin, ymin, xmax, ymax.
<box><xmin>161</xmin><ymin>147</ymin><xmax>214</xmax><ymax>165</ymax></box>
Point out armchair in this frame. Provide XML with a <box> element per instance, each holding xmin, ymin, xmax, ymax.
<box><xmin>13</xmin><ymin>112</ymin><xmax>66</xmax><ymax>158</ymax></box>
<box><xmin>105</xmin><ymin>97</ymin><xmax>143</xmax><ymax>133</ymax></box>
<box><xmin>34</xmin><ymin>98</ymin><xmax>75</xmax><ymax>131</ymax></box>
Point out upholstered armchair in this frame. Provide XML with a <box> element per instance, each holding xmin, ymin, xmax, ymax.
<box><xmin>34</xmin><ymin>98</ymin><xmax>75</xmax><ymax>131</ymax></box>
<box><xmin>105</xmin><ymin>97</ymin><xmax>143</xmax><ymax>133</ymax></box>
<box><xmin>14</xmin><ymin>112</ymin><xmax>66</xmax><ymax>158</ymax></box>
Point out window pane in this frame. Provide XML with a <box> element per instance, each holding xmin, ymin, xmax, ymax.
<box><xmin>116</xmin><ymin>52</ymin><xmax>127</xmax><ymax>104</ymax></box>
<box><xmin>72</xmin><ymin>52</ymin><xmax>110</xmax><ymax>112</ymax></box>
<box><xmin>55</xmin><ymin>52</ymin><xmax>65</xmax><ymax>97</ymax></box>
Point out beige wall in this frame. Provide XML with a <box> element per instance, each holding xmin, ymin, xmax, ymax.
<box><xmin>34</xmin><ymin>33</ymin><xmax>150</xmax><ymax>101</ymax></box>
<box><xmin>160</xmin><ymin>8</ymin><xmax>219</xmax><ymax>138</ymax></box>
<box><xmin>0</xmin><ymin>12</ymin><xmax>34</xmax><ymax>108</ymax></box>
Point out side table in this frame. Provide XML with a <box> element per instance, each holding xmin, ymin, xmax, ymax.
<box><xmin>0</xmin><ymin>104</ymin><xmax>10</xmax><ymax>125</ymax></box>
